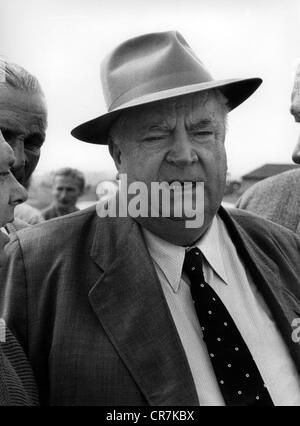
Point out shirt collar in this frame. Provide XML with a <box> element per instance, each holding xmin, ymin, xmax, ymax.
<box><xmin>143</xmin><ymin>215</ymin><xmax>229</xmax><ymax>293</ymax></box>
<box><xmin>143</xmin><ymin>228</ymin><xmax>186</xmax><ymax>293</ymax></box>
<box><xmin>195</xmin><ymin>214</ymin><xmax>229</xmax><ymax>286</ymax></box>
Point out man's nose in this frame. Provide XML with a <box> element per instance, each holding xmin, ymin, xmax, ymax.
<box><xmin>166</xmin><ymin>130</ymin><xmax>198</xmax><ymax>167</ymax></box>
<box><xmin>10</xmin><ymin>176</ymin><xmax>28</xmax><ymax>206</ymax></box>
<box><xmin>10</xmin><ymin>138</ymin><xmax>26</xmax><ymax>172</ymax></box>
<box><xmin>292</xmin><ymin>136</ymin><xmax>300</xmax><ymax>164</ymax></box>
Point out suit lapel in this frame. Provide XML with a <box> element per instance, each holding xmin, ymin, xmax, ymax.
<box><xmin>219</xmin><ymin>207</ymin><xmax>300</xmax><ymax>373</ymax></box>
<box><xmin>88</xmin><ymin>216</ymin><xmax>199</xmax><ymax>405</ymax></box>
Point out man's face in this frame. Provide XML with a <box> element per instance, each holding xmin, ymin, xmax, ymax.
<box><xmin>0</xmin><ymin>131</ymin><xmax>27</xmax><ymax>265</ymax></box>
<box><xmin>110</xmin><ymin>92</ymin><xmax>227</xmax><ymax>244</ymax></box>
<box><xmin>0</xmin><ymin>85</ymin><xmax>47</xmax><ymax>186</ymax></box>
<box><xmin>53</xmin><ymin>175</ymin><xmax>82</xmax><ymax>209</ymax></box>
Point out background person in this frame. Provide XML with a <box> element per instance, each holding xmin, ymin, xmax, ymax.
<box><xmin>42</xmin><ymin>167</ymin><xmax>85</xmax><ymax>220</ymax></box>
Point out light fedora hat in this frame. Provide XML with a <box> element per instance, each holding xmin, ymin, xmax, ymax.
<box><xmin>71</xmin><ymin>31</ymin><xmax>262</xmax><ymax>144</ymax></box>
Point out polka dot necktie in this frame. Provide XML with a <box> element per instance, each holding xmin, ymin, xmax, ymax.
<box><xmin>183</xmin><ymin>247</ymin><xmax>274</xmax><ymax>406</ymax></box>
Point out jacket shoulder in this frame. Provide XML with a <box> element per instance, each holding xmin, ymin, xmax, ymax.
<box><xmin>9</xmin><ymin>206</ymin><xmax>98</xmax><ymax>255</ymax></box>
<box><xmin>228</xmin><ymin>207</ymin><xmax>300</xmax><ymax>245</ymax></box>
<box><xmin>237</xmin><ymin>169</ymin><xmax>300</xmax><ymax>208</ymax></box>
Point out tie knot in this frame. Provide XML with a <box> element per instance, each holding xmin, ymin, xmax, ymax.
<box><xmin>183</xmin><ymin>247</ymin><xmax>206</xmax><ymax>282</ymax></box>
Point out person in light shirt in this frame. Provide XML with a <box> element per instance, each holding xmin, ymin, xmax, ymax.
<box><xmin>1</xmin><ymin>31</ymin><xmax>300</xmax><ymax>406</ymax></box>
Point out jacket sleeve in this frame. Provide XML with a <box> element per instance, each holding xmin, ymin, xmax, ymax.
<box><xmin>0</xmin><ymin>234</ymin><xmax>39</xmax><ymax>405</ymax></box>
<box><xmin>0</xmin><ymin>328</ymin><xmax>38</xmax><ymax>405</ymax></box>
<box><xmin>0</xmin><ymin>233</ymin><xmax>28</xmax><ymax>355</ymax></box>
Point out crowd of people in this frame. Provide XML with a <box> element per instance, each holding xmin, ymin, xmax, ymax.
<box><xmin>0</xmin><ymin>30</ymin><xmax>299</xmax><ymax>406</ymax></box>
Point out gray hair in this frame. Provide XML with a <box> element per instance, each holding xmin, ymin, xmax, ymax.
<box><xmin>0</xmin><ymin>58</ymin><xmax>44</xmax><ymax>95</ymax></box>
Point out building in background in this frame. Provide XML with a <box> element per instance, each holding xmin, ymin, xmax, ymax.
<box><xmin>240</xmin><ymin>164</ymin><xmax>300</xmax><ymax>193</ymax></box>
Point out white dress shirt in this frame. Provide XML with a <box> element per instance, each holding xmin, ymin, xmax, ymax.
<box><xmin>143</xmin><ymin>215</ymin><xmax>300</xmax><ymax>406</ymax></box>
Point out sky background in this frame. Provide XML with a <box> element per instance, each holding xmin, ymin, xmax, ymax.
<box><xmin>1</xmin><ymin>0</ymin><xmax>300</xmax><ymax>179</ymax></box>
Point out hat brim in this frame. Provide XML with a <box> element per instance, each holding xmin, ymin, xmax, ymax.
<box><xmin>71</xmin><ymin>77</ymin><xmax>262</xmax><ymax>144</ymax></box>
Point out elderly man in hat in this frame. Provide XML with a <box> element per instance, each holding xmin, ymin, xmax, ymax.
<box><xmin>236</xmin><ymin>63</ymin><xmax>300</xmax><ymax>235</ymax></box>
<box><xmin>1</xmin><ymin>31</ymin><xmax>300</xmax><ymax>406</ymax></box>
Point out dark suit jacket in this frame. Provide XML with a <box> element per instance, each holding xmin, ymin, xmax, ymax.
<box><xmin>1</xmin><ymin>206</ymin><xmax>300</xmax><ymax>406</ymax></box>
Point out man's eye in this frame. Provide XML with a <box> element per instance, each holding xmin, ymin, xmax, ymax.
<box><xmin>193</xmin><ymin>130</ymin><xmax>214</xmax><ymax>137</ymax></box>
<box><xmin>143</xmin><ymin>135</ymin><xmax>167</xmax><ymax>142</ymax></box>
<box><xmin>25</xmin><ymin>135</ymin><xmax>44</xmax><ymax>150</ymax></box>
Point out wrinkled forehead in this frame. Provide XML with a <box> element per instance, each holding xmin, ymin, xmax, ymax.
<box><xmin>124</xmin><ymin>91</ymin><xmax>225</xmax><ymax>127</ymax></box>
<box><xmin>0</xmin><ymin>85</ymin><xmax>47</xmax><ymax>122</ymax></box>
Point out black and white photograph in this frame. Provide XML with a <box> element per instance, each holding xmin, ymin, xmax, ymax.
<box><xmin>0</xmin><ymin>0</ymin><xmax>300</xmax><ymax>410</ymax></box>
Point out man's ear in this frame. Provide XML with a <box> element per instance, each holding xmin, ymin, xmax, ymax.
<box><xmin>108</xmin><ymin>137</ymin><xmax>122</xmax><ymax>171</ymax></box>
